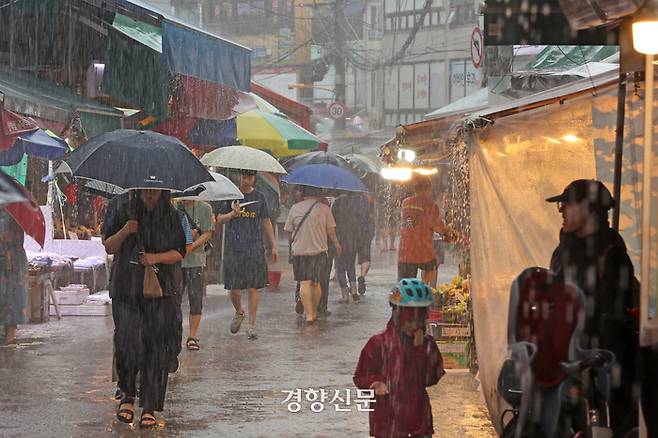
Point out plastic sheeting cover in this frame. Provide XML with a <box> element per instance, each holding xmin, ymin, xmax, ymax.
<box><xmin>470</xmin><ymin>81</ymin><xmax>658</xmax><ymax>432</ymax></box>
<box><xmin>469</xmin><ymin>93</ymin><xmax>599</xmax><ymax>433</ymax></box>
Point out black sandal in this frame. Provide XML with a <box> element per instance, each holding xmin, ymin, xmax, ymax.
<box><xmin>139</xmin><ymin>412</ymin><xmax>157</xmax><ymax>429</ymax></box>
<box><xmin>186</xmin><ymin>337</ymin><xmax>200</xmax><ymax>350</ymax></box>
<box><xmin>116</xmin><ymin>401</ymin><xmax>135</xmax><ymax>423</ymax></box>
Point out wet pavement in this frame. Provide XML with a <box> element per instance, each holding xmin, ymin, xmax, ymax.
<box><xmin>0</xmin><ymin>248</ymin><xmax>495</xmax><ymax>437</ymax></box>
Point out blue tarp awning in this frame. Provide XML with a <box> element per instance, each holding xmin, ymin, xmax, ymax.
<box><xmin>110</xmin><ymin>0</ymin><xmax>251</xmax><ymax>91</ymax></box>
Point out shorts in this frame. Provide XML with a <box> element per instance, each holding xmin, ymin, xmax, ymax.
<box><xmin>223</xmin><ymin>251</ymin><xmax>268</xmax><ymax>290</ymax></box>
<box><xmin>398</xmin><ymin>259</ymin><xmax>437</xmax><ymax>280</ymax></box>
<box><xmin>356</xmin><ymin>237</ymin><xmax>372</xmax><ymax>264</ymax></box>
<box><xmin>182</xmin><ymin>267</ymin><xmax>205</xmax><ymax>315</ymax></box>
<box><xmin>292</xmin><ymin>253</ymin><xmax>328</xmax><ymax>283</ymax></box>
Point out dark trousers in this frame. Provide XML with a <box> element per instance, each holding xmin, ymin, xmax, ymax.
<box><xmin>318</xmin><ymin>245</ymin><xmax>335</xmax><ymax>313</ymax></box>
<box><xmin>113</xmin><ymin>296</ymin><xmax>181</xmax><ymax>412</ymax></box>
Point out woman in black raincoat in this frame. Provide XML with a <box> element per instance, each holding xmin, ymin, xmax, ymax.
<box><xmin>102</xmin><ymin>189</ymin><xmax>186</xmax><ymax>428</ymax></box>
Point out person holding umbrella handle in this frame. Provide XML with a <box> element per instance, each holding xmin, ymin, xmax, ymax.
<box><xmin>217</xmin><ymin>169</ymin><xmax>278</xmax><ymax>340</ymax></box>
<box><xmin>102</xmin><ymin>189</ymin><xmax>187</xmax><ymax>429</ymax></box>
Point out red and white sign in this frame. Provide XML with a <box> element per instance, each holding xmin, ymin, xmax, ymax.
<box><xmin>470</xmin><ymin>27</ymin><xmax>484</xmax><ymax>69</ymax></box>
<box><xmin>328</xmin><ymin>102</ymin><xmax>346</xmax><ymax>120</ymax></box>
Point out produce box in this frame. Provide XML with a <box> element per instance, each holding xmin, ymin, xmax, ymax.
<box><xmin>27</xmin><ymin>272</ymin><xmax>50</xmax><ymax>323</ymax></box>
<box><xmin>53</xmin><ymin>287</ymin><xmax>90</xmax><ymax>306</ymax></box>
<box><xmin>50</xmin><ymin>303</ymin><xmax>112</xmax><ymax>317</ymax></box>
<box><xmin>437</xmin><ymin>341</ymin><xmax>468</xmax><ymax>369</ymax></box>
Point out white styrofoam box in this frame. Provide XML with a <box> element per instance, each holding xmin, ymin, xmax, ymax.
<box><xmin>50</xmin><ymin>303</ymin><xmax>112</xmax><ymax>317</ymax></box>
<box><xmin>61</xmin><ymin>284</ymin><xmax>89</xmax><ymax>292</ymax></box>
<box><xmin>84</xmin><ymin>290</ymin><xmax>111</xmax><ymax>306</ymax></box>
<box><xmin>53</xmin><ymin>289</ymin><xmax>88</xmax><ymax>306</ymax></box>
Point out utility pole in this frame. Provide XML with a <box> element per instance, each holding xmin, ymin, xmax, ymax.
<box><xmin>295</xmin><ymin>0</ymin><xmax>313</xmax><ymax>104</ymax></box>
<box><xmin>333</xmin><ymin>0</ymin><xmax>346</xmax><ymax>130</ymax></box>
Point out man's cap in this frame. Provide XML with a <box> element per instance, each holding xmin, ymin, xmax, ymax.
<box><xmin>238</xmin><ymin>169</ymin><xmax>257</xmax><ymax>176</ymax></box>
<box><xmin>545</xmin><ymin>179</ymin><xmax>616</xmax><ymax>210</ymax></box>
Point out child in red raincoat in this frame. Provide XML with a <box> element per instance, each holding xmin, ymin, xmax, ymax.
<box><xmin>354</xmin><ymin>278</ymin><xmax>444</xmax><ymax>438</ymax></box>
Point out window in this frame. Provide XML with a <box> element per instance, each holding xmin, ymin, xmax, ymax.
<box><xmin>370</xmin><ymin>5</ymin><xmax>379</xmax><ymax>28</ymax></box>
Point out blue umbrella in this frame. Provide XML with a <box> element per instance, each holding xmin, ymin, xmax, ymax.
<box><xmin>0</xmin><ymin>129</ymin><xmax>69</xmax><ymax>165</ymax></box>
<box><xmin>16</xmin><ymin>129</ymin><xmax>69</xmax><ymax>160</ymax></box>
<box><xmin>282</xmin><ymin>163</ymin><xmax>368</xmax><ymax>193</ymax></box>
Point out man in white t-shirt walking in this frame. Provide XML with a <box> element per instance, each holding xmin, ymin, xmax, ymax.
<box><xmin>284</xmin><ymin>186</ymin><xmax>341</xmax><ymax>323</ymax></box>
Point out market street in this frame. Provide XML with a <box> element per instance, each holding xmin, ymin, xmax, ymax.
<box><xmin>0</xmin><ymin>249</ymin><xmax>495</xmax><ymax>438</ymax></box>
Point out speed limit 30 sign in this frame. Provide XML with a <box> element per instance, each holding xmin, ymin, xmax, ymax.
<box><xmin>328</xmin><ymin>102</ymin><xmax>346</xmax><ymax>120</ymax></box>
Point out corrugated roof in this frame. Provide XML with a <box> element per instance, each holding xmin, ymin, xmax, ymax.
<box><xmin>0</xmin><ymin>67</ymin><xmax>123</xmax><ymax>122</ymax></box>
<box><xmin>478</xmin><ymin>68</ymin><xmax>619</xmax><ymax>119</ymax></box>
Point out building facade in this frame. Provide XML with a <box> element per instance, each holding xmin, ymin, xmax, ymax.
<box><xmin>380</xmin><ymin>0</ymin><xmax>482</xmax><ymax>126</ymax></box>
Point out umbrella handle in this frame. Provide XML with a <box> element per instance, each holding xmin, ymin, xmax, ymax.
<box><xmin>127</xmin><ymin>190</ymin><xmax>145</xmax><ymax>253</ymax></box>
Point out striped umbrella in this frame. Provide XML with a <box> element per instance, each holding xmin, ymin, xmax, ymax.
<box><xmin>236</xmin><ymin>109</ymin><xmax>321</xmax><ymax>158</ymax></box>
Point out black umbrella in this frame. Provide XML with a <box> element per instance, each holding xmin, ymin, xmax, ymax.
<box><xmin>343</xmin><ymin>153</ymin><xmax>382</xmax><ymax>177</ymax></box>
<box><xmin>280</xmin><ymin>151</ymin><xmax>353</xmax><ymax>174</ymax></box>
<box><xmin>59</xmin><ymin>130</ymin><xmax>213</xmax><ymax>191</ymax></box>
<box><xmin>0</xmin><ymin>170</ymin><xmax>29</xmax><ymax>205</ymax></box>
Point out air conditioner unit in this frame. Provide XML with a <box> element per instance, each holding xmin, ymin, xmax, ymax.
<box><xmin>558</xmin><ymin>0</ymin><xmax>645</xmax><ymax>30</ymax></box>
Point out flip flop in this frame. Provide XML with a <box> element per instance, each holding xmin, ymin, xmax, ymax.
<box><xmin>186</xmin><ymin>337</ymin><xmax>200</xmax><ymax>351</ymax></box>
<box><xmin>116</xmin><ymin>402</ymin><xmax>135</xmax><ymax>423</ymax></box>
<box><xmin>139</xmin><ymin>412</ymin><xmax>157</xmax><ymax>429</ymax></box>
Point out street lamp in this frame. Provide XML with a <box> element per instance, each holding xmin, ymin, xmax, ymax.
<box><xmin>632</xmin><ymin>21</ymin><xmax>658</xmax><ymax>55</ymax></box>
<box><xmin>632</xmin><ymin>13</ymin><xmax>658</xmax><ymax>348</ymax></box>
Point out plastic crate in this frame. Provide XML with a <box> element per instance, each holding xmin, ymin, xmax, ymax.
<box><xmin>437</xmin><ymin>341</ymin><xmax>469</xmax><ymax>369</ymax></box>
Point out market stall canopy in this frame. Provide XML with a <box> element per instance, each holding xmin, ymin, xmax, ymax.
<box><xmin>105</xmin><ymin>3</ymin><xmax>250</xmax><ymax>90</ymax></box>
<box><xmin>0</xmin><ymin>67</ymin><xmax>123</xmax><ymax>137</ymax></box>
<box><xmin>200</xmin><ymin>146</ymin><xmax>287</xmax><ymax>174</ymax></box>
<box><xmin>237</xmin><ymin>110</ymin><xmax>321</xmax><ymax>158</ymax></box>
<box><xmin>251</xmin><ymin>81</ymin><xmax>313</xmax><ymax>131</ymax></box>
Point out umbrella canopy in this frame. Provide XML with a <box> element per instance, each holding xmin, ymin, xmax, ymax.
<box><xmin>249</xmin><ymin>93</ymin><xmax>287</xmax><ymax>118</ymax></box>
<box><xmin>2</xmin><ymin>177</ymin><xmax>45</xmax><ymax>247</ymax></box>
<box><xmin>174</xmin><ymin>171</ymin><xmax>243</xmax><ymax>201</ymax></box>
<box><xmin>280</xmin><ymin>151</ymin><xmax>353</xmax><ymax>173</ymax></box>
<box><xmin>0</xmin><ymin>128</ymin><xmax>68</xmax><ymax>165</ymax></box>
<box><xmin>59</xmin><ymin>129</ymin><xmax>213</xmax><ymax>191</ymax></box>
<box><xmin>343</xmin><ymin>153</ymin><xmax>382</xmax><ymax>177</ymax></box>
<box><xmin>16</xmin><ymin>129</ymin><xmax>69</xmax><ymax>160</ymax></box>
<box><xmin>237</xmin><ymin>109</ymin><xmax>321</xmax><ymax>158</ymax></box>
<box><xmin>0</xmin><ymin>170</ymin><xmax>29</xmax><ymax>205</ymax></box>
<box><xmin>200</xmin><ymin>145</ymin><xmax>287</xmax><ymax>174</ymax></box>
<box><xmin>282</xmin><ymin>163</ymin><xmax>368</xmax><ymax>193</ymax></box>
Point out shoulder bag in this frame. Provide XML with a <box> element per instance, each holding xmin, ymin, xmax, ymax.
<box><xmin>288</xmin><ymin>201</ymin><xmax>320</xmax><ymax>264</ymax></box>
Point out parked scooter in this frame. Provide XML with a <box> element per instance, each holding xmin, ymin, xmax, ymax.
<box><xmin>497</xmin><ymin>267</ymin><xmax>616</xmax><ymax>438</ymax></box>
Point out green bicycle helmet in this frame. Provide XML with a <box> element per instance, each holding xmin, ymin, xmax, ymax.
<box><xmin>389</xmin><ymin>278</ymin><xmax>433</xmax><ymax>307</ymax></box>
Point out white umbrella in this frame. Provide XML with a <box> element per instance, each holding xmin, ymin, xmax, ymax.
<box><xmin>200</xmin><ymin>145</ymin><xmax>287</xmax><ymax>174</ymax></box>
<box><xmin>175</xmin><ymin>172</ymin><xmax>243</xmax><ymax>201</ymax></box>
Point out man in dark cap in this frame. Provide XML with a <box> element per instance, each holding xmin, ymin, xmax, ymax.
<box><xmin>547</xmin><ymin>179</ymin><xmax>638</xmax><ymax>435</ymax></box>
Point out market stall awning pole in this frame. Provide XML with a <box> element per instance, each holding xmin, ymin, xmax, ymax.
<box><xmin>640</xmin><ymin>54</ymin><xmax>657</xmax><ymax>347</ymax></box>
<box><xmin>612</xmin><ymin>72</ymin><xmax>626</xmax><ymax>231</ymax></box>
